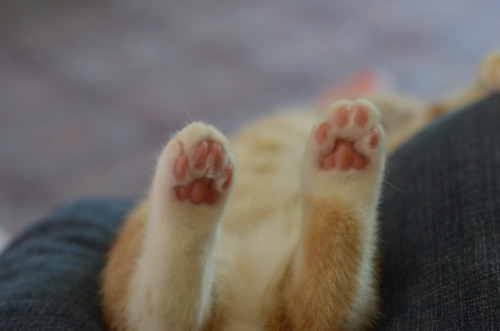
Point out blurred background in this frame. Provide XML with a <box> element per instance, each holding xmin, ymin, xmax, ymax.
<box><xmin>1</xmin><ymin>0</ymin><xmax>499</xmax><ymax>248</ymax></box>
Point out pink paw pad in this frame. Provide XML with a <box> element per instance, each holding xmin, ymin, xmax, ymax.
<box><xmin>173</xmin><ymin>140</ymin><xmax>233</xmax><ymax>204</ymax></box>
<box><xmin>316</xmin><ymin>101</ymin><xmax>380</xmax><ymax>171</ymax></box>
<box><xmin>320</xmin><ymin>139</ymin><xmax>371</xmax><ymax>171</ymax></box>
<box><xmin>355</xmin><ymin>105</ymin><xmax>368</xmax><ymax>127</ymax></box>
<box><xmin>335</xmin><ymin>106</ymin><xmax>350</xmax><ymax>127</ymax></box>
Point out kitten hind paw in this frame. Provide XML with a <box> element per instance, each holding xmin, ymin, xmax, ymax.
<box><xmin>314</xmin><ymin>99</ymin><xmax>383</xmax><ymax>172</ymax></box>
<box><xmin>173</xmin><ymin>139</ymin><xmax>233</xmax><ymax>204</ymax></box>
<box><xmin>155</xmin><ymin>122</ymin><xmax>235</xmax><ymax>206</ymax></box>
<box><xmin>302</xmin><ymin>99</ymin><xmax>385</xmax><ymax>195</ymax></box>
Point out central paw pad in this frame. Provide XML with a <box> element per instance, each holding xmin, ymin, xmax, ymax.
<box><xmin>315</xmin><ymin>100</ymin><xmax>381</xmax><ymax>171</ymax></box>
<box><xmin>173</xmin><ymin>139</ymin><xmax>233</xmax><ymax>204</ymax></box>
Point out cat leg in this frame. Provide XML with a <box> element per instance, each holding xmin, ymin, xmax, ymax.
<box><xmin>479</xmin><ymin>49</ymin><xmax>500</xmax><ymax>90</ymax></box>
<box><xmin>127</xmin><ymin>122</ymin><xmax>235</xmax><ymax>331</ymax></box>
<box><xmin>284</xmin><ymin>100</ymin><xmax>385</xmax><ymax>330</ymax></box>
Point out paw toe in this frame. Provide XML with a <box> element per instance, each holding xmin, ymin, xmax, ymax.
<box><xmin>210</xmin><ymin>141</ymin><xmax>224</xmax><ymax>171</ymax></box>
<box><xmin>174</xmin><ymin>155</ymin><xmax>188</xmax><ymax>181</ymax></box>
<box><xmin>335</xmin><ymin>105</ymin><xmax>351</xmax><ymax>127</ymax></box>
<box><xmin>316</xmin><ymin>122</ymin><xmax>329</xmax><ymax>144</ymax></box>
<box><xmin>222</xmin><ymin>164</ymin><xmax>234</xmax><ymax>189</ymax></box>
<box><xmin>369</xmin><ymin>128</ymin><xmax>379</xmax><ymax>149</ymax></box>
<box><xmin>354</xmin><ymin>105</ymin><xmax>369</xmax><ymax>127</ymax></box>
<box><xmin>193</xmin><ymin>140</ymin><xmax>209</xmax><ymax>169</ymax></box>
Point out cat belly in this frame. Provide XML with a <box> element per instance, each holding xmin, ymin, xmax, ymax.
<box><xmin>213</xmin><ymin>110</ymin><xmax>316</xmax><ymax>328</ymax></box>
<box><xmin>215</xmin><ymin>211</ymin><xmax>301</xmax><ymax>329</ymax></box>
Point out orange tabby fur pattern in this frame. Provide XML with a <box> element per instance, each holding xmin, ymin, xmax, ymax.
<box><xmin>101</xmin><ymin>51</ymin><xmax>500</xmax><ymax>330</ymax></box>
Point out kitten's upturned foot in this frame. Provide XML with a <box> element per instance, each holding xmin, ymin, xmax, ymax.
<box><xmin>171</xmin><ymin>124</ymin><xmax>234</xmax><ymax>205</ymax></box>
<box><xmin>173</xmin><ymin>139</ymin><xmax>233</xmax><ymax>204</ymax></box>
<box><xmin>153</xmin><ymin>122</ymin><xmax>235</xmax><ymax>208</ymax></box>
<box><xmin>303</xmin><ymin>99</ymin><xmax>385</xmax><ymax>195</ymax></box>
<box><xmin>315</xmin><ymin>100</ymin><xmax>381</xmax><ymax>171</ymax></box>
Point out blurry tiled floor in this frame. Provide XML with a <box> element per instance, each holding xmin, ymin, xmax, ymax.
<box><xmin>1</xmin><ymin>0</ymin><xmax>499</xmax><ymax>245</ymax></box>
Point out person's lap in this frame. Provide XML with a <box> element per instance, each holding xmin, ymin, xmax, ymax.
<box><xmin>0</xmin><ymin>95</ymin><xmax>499</xmax><ymax>330</ymax></box>
<box><xmin>0</xmin><ymin>199</ymin><xmax>133</xmax><ymax>330</ymax></box>
<box><xmin>376</xmin><ymin>93</ymin><xmax>500</xmax><ymax>329</ymax></box>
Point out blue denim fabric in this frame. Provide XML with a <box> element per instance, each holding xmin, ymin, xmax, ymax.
<box><xmin>376</xmin><ymin>94</ymin><xmax>500</xmax><ymax>330</ymax></box>
<box><xmin>0</xmin><ymin>95</ymin><xmax>499</xmax><ymax>330</ymax></box>
<box><xmin>0</xmin><ymin>199</ymin><xmax>133</xmax><ymax>330</ymax></box>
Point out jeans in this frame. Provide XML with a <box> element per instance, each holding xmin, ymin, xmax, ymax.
<box><xmin>376</xmin><ymin>94</ymin><xmax>500</xmax><ymax>330</ymax></box>
<box><xmin>0</xmin><ymin>199</ymin><xmax>133</xmax><ymax>330</ymax></box>
<box><xmin>0</xmin><ymin>95</ymin><xmax>499</xmax><ymax>330</ymax></box>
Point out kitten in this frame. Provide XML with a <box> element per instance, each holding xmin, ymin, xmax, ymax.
<box><xmin>101</xmin><ymin>51</ymin><xmax>500</xmax><ymax>331</ymax></box>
